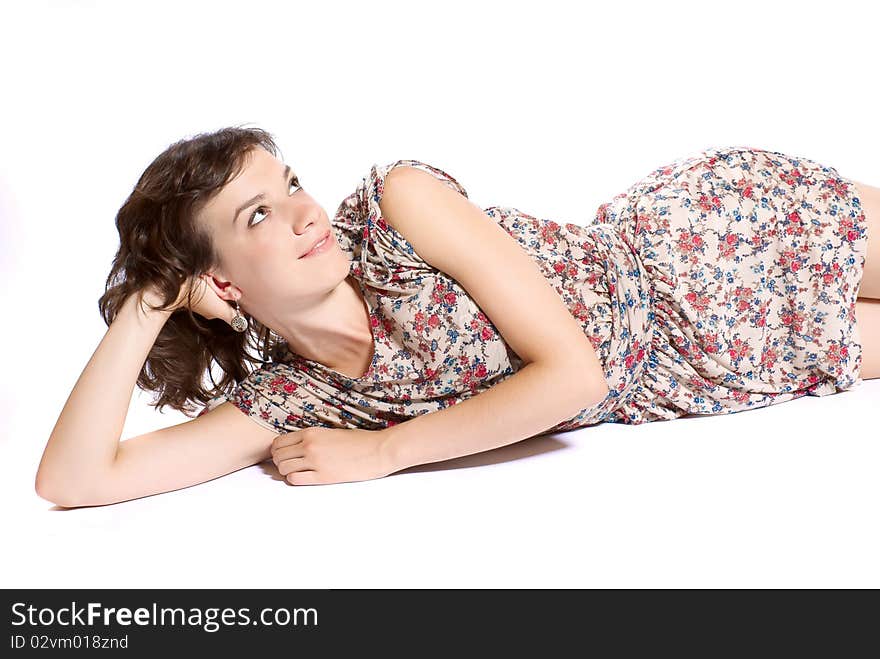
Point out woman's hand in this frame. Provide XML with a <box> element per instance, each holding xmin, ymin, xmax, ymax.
<box><xmin>270</xmin><ymin>427</ymin><xmax>396</xmax><ymax>486</ymax></box>
<box><xmin>140</xmin><ymin>275</ymin><xmax>237</xmax><ymax>326</ymax></box>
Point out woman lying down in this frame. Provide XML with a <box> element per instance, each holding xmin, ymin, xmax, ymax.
<box><xmin>35</xmin><ymin>126</ymin><xmax>879</xmax><ymax>507</ymax></box>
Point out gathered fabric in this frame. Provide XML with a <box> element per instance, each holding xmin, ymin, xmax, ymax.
<box><xmin>200</xmin><ymin>147</ymin><xmax>867</xmax><ymax>433</ymax></box>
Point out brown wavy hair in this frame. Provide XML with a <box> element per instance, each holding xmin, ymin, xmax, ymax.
<box><xmin>98</xmin><ymin>124</ymin><xmax>289</xmax><ymax>417</ymax></box>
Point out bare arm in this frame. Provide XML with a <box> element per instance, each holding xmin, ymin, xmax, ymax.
<box><xmin>381</xmin><ymin>359</ymin><xmax>606</xmax><ymax>473</ymax></box>
<box><xmin>376</xmin><ymin>165</ymin><xmax>610</xmax><ymax>473</ymax></box>
<box><xmin>35</xmin><ymin>292</ymin><xmax>174</xmax><ymax>499</ymax></box>
<box><xmin>36</xmin><ymin>287</ymin><xmax>282</xmax><ymax>507</ymax></box>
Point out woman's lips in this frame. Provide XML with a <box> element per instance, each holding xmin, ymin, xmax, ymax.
<box><xmin>299</xmin><ymin>229</ymin><xmax>332</xmax><ymax>258</ymax></box>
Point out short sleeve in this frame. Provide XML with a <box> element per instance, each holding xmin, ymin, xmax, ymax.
<box><xmin>195</xmin><ymin>365</ymin><xmax>309</xmax><ymax>433</ymax></box>
<box><xmin>331</xmin><ymin>159</ymin><xmax>469</xmax><ymax>295</ymax></box>
<box><xmin>196</xmin><ymin>361</ymin><xmax>386</xmax><ymax>433</ymax></box>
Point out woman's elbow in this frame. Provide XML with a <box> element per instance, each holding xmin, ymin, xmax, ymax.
<box><xmin>35</xmin><ymin>474</ymin><xmax>84</xmax><ymax>508</ymax></box>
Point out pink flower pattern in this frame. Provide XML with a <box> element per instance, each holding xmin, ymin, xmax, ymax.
<box><xmin>594</xmin><ymin>145</ymin><xmax>867</xmax><ymax>422</ymax></box>
<box><xmin>200</xmin><ymin>147</ymin><xmax>867</xmax><ymax>433</ymax></box>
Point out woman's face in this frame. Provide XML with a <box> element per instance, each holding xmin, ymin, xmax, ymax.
<box><xmin>196</xmin><ymin>146</ymin><xmax>351</xmax><ymax>314</ymax></box>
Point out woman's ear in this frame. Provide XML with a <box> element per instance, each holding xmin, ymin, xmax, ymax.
<box><xmin>203</xmin><ymin>272</ymin><xmax>241</xmax><ymax>302</ymax></box>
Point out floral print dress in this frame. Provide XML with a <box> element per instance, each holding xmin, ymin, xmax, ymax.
<box><xmin>199</xmin><ymin>146</ymin><xmax>868</xmax><ymax>433</ymax></box>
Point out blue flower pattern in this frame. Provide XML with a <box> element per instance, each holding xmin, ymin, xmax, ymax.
<box><xmin>200</xmin><ymin>147</ymin><xmax>867</xmax><ymax>433</ymax></box>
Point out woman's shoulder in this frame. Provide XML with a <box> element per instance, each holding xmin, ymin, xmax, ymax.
<box><xmin>331</xmin><ymin>158</ymin><xmax>470</xmax><ymax>292</ymax></box>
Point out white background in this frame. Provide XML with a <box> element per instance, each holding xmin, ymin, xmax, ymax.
<box><xmin>1</xmin><ymin>0</ymin><xmax>877</xmax><ymax>588</ymax></box>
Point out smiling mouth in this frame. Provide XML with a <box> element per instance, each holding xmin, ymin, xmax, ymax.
<box><xmin>299</xmin><ymin>230</ymin><xmax>331</xmax><ymax>258</ymax></box>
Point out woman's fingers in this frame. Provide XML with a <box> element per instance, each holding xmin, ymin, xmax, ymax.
<box><xmin>273</xmin><ymin>444</ymin><xmax>306</xmax><ymax>462</ymax></box>
<box><xmin>275</xmin><ymin>455</ymin><xmax>309</xmax><ymax>476</ymax></box>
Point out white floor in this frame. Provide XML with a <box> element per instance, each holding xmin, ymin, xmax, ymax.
<box><xmin>3</xmin><ymin>0</ymin><xmax>878</xmax><ymax>590</ymax></box>
<box><xmin>4</xmin><ymin>379</ymin><xmax>878</xmax><ymax>589</ymax></box>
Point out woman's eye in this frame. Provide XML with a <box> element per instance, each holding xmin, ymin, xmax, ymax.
<box><xmin>248</xmin><ymin>177</ymin><xmax>302</xmax><ymax>227</ymax></box>
<box><xmin>249</xmin><ymin>207</ymin><xmax>268</xmax><ymax>227</ymax></box>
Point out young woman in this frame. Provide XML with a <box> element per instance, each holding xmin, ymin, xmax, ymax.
<box><xmin>35</xmin><ymin>126</ymin><xmax>878</xmax><ymax>507</ymax></box>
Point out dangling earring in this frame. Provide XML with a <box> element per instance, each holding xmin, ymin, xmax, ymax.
<box><xmin>230</xmin><ymin>300</ymin><xmax>248</xmax><ymax>333</ymax></box>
